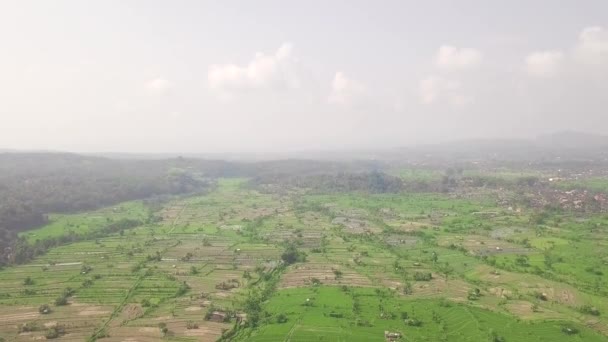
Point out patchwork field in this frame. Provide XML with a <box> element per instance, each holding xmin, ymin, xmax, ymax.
<box><xmin>1</xmin><ymin>177</ymin><xmax>608</xmax><ymax>341</ymax></box>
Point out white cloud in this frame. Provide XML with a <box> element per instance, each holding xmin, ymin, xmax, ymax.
<box><xmin>419</xmin><ymin>75</ymin><xmax>470</xmax><ymax>106</ymax></box>
<box><xmin>435</xmin><ymin>45</ymin><xmax>483</xmax><ymax>70</ymax></box>
<box><xmin>525</xmin><ymin>50</ymin><xmax>563</xmax><ymax>77</ymax></box>
<box><xmin>328</xmin><ymin>72</ymin><xmax>367</xmax><ymax>106</ymax></box>
<box><xmin>208</xmin><ymin>43</ymin><xmax>301</xmax><ymax>96</ymax></box>
<box><xmin>575</xmin><ymin>26</ymin><xmax>608</xmax><ymax>65</ymax></box>
<box><xmin>145</xmin><ymin>78</ymin><xmax>174</xmax><ymax>94</ymax></box>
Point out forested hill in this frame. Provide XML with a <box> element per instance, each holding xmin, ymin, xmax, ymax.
<box><xmin>0</xmin><ymin>153</ymin><xmax>224</xmax><ymax>258</ymax></box>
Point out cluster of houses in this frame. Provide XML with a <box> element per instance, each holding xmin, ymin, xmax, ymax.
<box><xmin>384</xmin><ymin>330</ymin><xmax>402</xmax><ymax>341</ymax></box>
<box><xmin>528</xmin><ymin>188</ymin><xmax>608</xmax><ymax>212</ymax></box>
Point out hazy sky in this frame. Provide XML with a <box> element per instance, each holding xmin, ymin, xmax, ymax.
<box><xmin>1</xmin><ymin>1</ymin><xmax>607</xmax><ymax>153</ymax></box>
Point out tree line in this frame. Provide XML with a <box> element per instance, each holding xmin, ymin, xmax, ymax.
<box><xmin>0</xmin><ymin>153</ymin><xmax>227</xmax><ymax>264</ymax></box>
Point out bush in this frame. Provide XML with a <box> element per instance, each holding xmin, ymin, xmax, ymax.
<box><xmin>490</xmin><ymin>330</ymin><xmax>506</xmax><ymax>342</ymax></box>
<box><xmin>176</xmin><ymin>281</ymin><xmax>190</xmax><ymax>296</ymax></box>
<box><xmin>276</xmin><ymin>313</ymin><xmax>288</xmax><ymax>323</ymax></box>
<box><xmin>45</xmin><ymin>325</ymin><xmax>66</xmax><ymax>339</ymax></box>
<box><xmin>158</xmin><ymin>322</ymin><xmax>169</xmax><ymax>336</ymax></box>
<box><xmin>405</xmin><ymin>318</ymin><xmax>422</xmax><ymax>327</ymax></box>
<box><xmin>22</xmin><ymin>289</ymin><xmax>37</xmax><ymax>296</ymax></box>
<box><xmin>532</xmin><ymin>291</ymin><xmax>548</xmax><ymax>301</ymax></box>
<box><xmin>333</xmin><ymin>269</ymin><xmax>343</xmax><ymax>279</ymax></box>
<box><xmin>413</xmin><ymin>272</ymin><xmax>432</xmax><ymax>281</ymax></box>
<box><xmin>18</xmin><ymin>322</ymin><xmax>40</xmax><ymax>333</ymax></box>
<box><xmin>579</xmin><ymin>305</ymin><xmax>600</xmax><ymax>316</ymax></box>
<box><xmin>467</xmin><ymin>288</ymin><xmax>481</xmax><ymax>300</ymax></box>
<box><xmin>561</xmin><ymin>325</ymin><xmax>579</xmax><ymax>335</ymax></box>
<box><xmin>39</xmin><ymin>304</ymin><xmax>52</xmax><ymax>314</ymax></box>
<box><xmin>63</xmin><ymin>287</ymin><xmax>75</xmax><ymax>297</ymax></box>
<box><xmin>23</xmin><ymin>277</ymin><xmax>34</xmax><ymax>286</ymax></box>
<box><xmin>281</xmin><ymin>244</ymin><xmax>306</xmax><ymax>265</ymax></box>
<box><xmin>515</xmin><ymin>255</ymin><xmax>529</xmax><ymax>267</ymax></box>
<box><xmin>55</xmin><ymin>295</ymin><xmax>69</xmax><ymax>306</ymax></box>
<box><xmin>80</xmin><ymin>264</ymin><xmax>93</xmax><ymax>274</ymax></box>
<box><xmin>186</xmin><ymin>321</ymin><xmax>199</xmax><ymax>329</ymax></box>
<box><xmin>355</xmin><ymin>318</ymin><xmax>372</xmax><ymax>327</ymax></box>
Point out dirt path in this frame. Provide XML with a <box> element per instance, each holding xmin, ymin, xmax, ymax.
<box><xmin>168</xmin><ymin>203</ymin><xmax>189</xmax><ymax>234</ymax></box>
<box><xmin>87</xmin><ymin>274</ymin><xmax>145</xmax><ymax>341</ymax></box>
<box><xmin>283</xmin><ymin>318</ymin><xmax>301</xmax><ymax>342</ymax></box>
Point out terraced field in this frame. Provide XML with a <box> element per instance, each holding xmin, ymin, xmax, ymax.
<box><xmin>1</xmin><ymin>177</ymin><xmax>608</xmax><ymax>341</ymax></box>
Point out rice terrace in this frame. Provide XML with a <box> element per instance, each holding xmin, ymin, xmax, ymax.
<box><xmin>3</xmin><ymin>153</ymin><xmax>608</xmax><ymax>341</ymax></box>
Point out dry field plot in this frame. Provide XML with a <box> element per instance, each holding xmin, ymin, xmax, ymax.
<box><xmin>389</xmin><ymin>220</ymin><xmax>438</xmax><ymax>233</ymax></box>
<box><xmin>469</xmin><ymin>265</ymin><xmax>596</xmax><ymax>308</ymax></box>
<box><xmin>330</xmin><ymin>217</ymin><xmax>382</xmax><ymax>234</ymax></box>
<box><xmin>438</xmin><ymin>234</ymin><xmax>532</xmax><ymax>256</ymax></box>
<box><xmin>409</xmin><ymin>277</ymin><xmax>472</xmax><ymax>301</ymax></box>
<box><xmin>0</xmin><ymin>303</ymin><xmax>113</xmax><ymax>341</ymax></box>
<box><xmin>279</xmin><ymin>262</ymin><xmax>373</xmax><ymax>288</ymax></box>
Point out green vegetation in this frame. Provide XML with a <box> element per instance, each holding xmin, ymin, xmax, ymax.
<box><xmin>2</xmin><ymin>161</ymin><xmax>608</xmax><ymax>341</ymax></box>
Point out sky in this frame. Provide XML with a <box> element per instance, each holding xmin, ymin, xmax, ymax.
<box><xmin>0</xmin><ymin>0</ymin><xmax>607</xmax><ymax>153</ymax></box>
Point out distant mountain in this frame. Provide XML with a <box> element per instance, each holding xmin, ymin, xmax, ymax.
<box><xmin>536</xmin><ymin>131</ymin><xmax>608</xmax><ymax>150</ymax></box>
<box><xmin>3</xmin><ymin>131</ymin><xmax>608</xmax><ymax>163</ymax></box>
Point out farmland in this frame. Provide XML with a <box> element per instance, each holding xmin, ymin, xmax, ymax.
<box><xmin>2</xmin><ymin>172</ymin><xmax>608</xmax><ymax>341</ymax></box>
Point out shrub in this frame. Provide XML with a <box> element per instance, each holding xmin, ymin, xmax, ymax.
<box><xmin>403</xmin><ymin>281</ymin><xmax>413</xmax><ymax>295</ymax></box>
<box><xmin>579</xmin><ymin>305</ymin><xmax>600</xmax><ymax>316</ymax></box>
<box><xmin>333</xmin><ymin>269</ymin><xmax>343</xmax><ymax>279</ymax></box>
<box><xmin>405</xmin><ymin>318</ymin><xmax>422</xmax><ymax>327</ymax></box>
<box><xmin>281</xmin><ymin>244</ymin><xmax>306</xmax><ymax>265</ymax></box>
<box><xmin>18</xmin><ymin>322</ymin><xmax>40</xmax><ymax>333</ymax></box>
<box><xmin>561</xmin><ymin>325</ymin><xmax>579</xmax><ymax>335</ymax></box>
<box><xmin>467</xmin><ymin>288</ymin><xmax>481</xmax><ymax>301</ymax></box>
<box><xmin>39</xmin><ymin>304</ymin><xmax>52</xmax><ymax>314</ymax></box>
<box><xmin>515</xmin><ymin>255</ymin><xmax>529</xmax><ymax>267</ymax></box>
<box><xmin>490</xmin><ymin>330</ymin><xmax>506</xmax><ymax>342</ymax></box>
<box><xmin>45</xmin><ymin>325</ymin><xmax>66</xmax><ymax>339</ymax></box>
<box><xmin>55</xmin><ymin>295</ymin><xmax>69</xmax><ymax>306</ymax></box>
<box><xmin>532</xmin><ymin>291</ymin><xmax>548</xmax><ymax>301</ymax></box>
<box><xmin>80</xmin><ymin>264</ymin><xmax>93</xmax><ymax>274</ymax></box>
<box><xmin>276</xmin><ymin>313</ymin><xmax>288</xmax><ymax>323</ymax></box>
<box><xmin>355</xmin><ymin>318</ymin><xmax>372</xmax><ymax>327</ymax></box>
<box><xmin>329</xmin><ymin>311</ymin><xmax>343</xmax><ymax>318</ymax></box>
<box><xmin>158</xmin><ymin>322</ymin><xmax>169</xmax><ymax>336</ymax></box>
<box><xmin>176</xmin><ymin>281</ymin><xmax>190</xmax><ymax>296</ymax></box>
<box><xmin>63</xmin><ymin>287</ymin><xmax>75</xmax><ymax>297</ymax></box>
<box><xmin>23</xmin><ymin>289</ymin><xmax>37</xmax><ymax>296</ymax></box>
<box><xmin>186</xmin><ymin>321</ymin><xmax>199</xmax><ymax>329</ymax></box>
<box><xmin>413</xmin><ymin>272</ymin><xmax>432</xmax><ymax>281</ymax></box>
<box><xmin>23</xmin><ymin>277</ymin><xmax>34</xmax><ymax>286</ymax></box>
